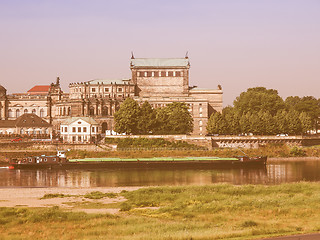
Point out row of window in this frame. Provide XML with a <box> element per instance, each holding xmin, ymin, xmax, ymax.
<box><xmin>73</xmin><ymin>87</ymin><xmax>132</xmax><ymax>93</ymax></box>
<box><xmin>61</xmin><ymin>126</ymin><xmax>98</xmax><ymax>133</ymax></box>
<box><xmin>137</xmin><ymin>71</ymin><xmax>183</xmax><ymax>77</ymax></box>
<box><xmin>20</xmin><ymin>128</ymin><xmax>49</xmax><ymax>135</ymax></box>
<box><xmin>8</xmin><ymin>109</ymin><xmax>46</xmax><ymax>118</ymax></box>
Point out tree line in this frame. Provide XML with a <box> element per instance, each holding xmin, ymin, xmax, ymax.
<box><xmin>207</xmin><ymin>87</ymin><xmax>320</xmax><ymax>135</ymax></box>
<box><xmin>114</xmin><ymin>98</ymin><xmax>193</xmax><ymax>135</ymax></box>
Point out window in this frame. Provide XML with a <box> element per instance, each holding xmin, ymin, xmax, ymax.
<box><xmin>176</xmin><ymin>71</ymin><xmax>181</xmax><ymax>77</ymax></box>
<box><xmin>72</xmin><ymin>127</ymin><xmax>76</xmax><ymax>133</ymax></box>
<box><xmin>78</xmin><ymin>136</ymin><xmax>81</xmax><ymax>141</ymax></box>
<box><xmin>8</xmin><ymin>109</ymin><xmax>13</xmax><ymax>118</ymax></box>
<box><xmin>161</xmin><ymin>71</ymin><xmax>166</xmax><ymax>77</ymax></box>
<box><xmin>92</xmin><ymin>127</ymin><xmax>95</xmax><ymax>133</ymax></box>
<box><xmin>78</xmin><ymin>127</ymin><xmax>81</xmax><ymax>133</ymax></box>
<box><xmin>32</xmin><ymin>109</ymin><xmax>36</xmax><ymax>114</ymax></box>
<box><xmin>105</xmin><ymin>88</ymin><xmax>109</xmax><ymax>92</ymax></box>
<box><xmin>40</xmin><ymin>109</ymin><xmax>45</xmax><ymax>117</ymax></box>
<box><xmin>16</xmin><ymin>109</ymin><xmax>20</xmax><ymax>118</ymax></box>
<box><xmin>24</xmin><ymin>109</ymin><xmax>28</xmax><ymax>114</ymax></box>
<box><xmin>44</xmin><ymin>158</ymin><xmax>47</xmax><ymax>162</ymax></box>
<box><xmin>147</xmin><ymin>71</ymin><xmax>152</xmax><ymax>77</ymax></box>
<box><xmin>91</xmin><ymin>88</ymin><xmax>96</xmax><ymax>92</ymax></box>
<box><xmin>154</xmin><ymin>71</ymin><xmax>159</xmax><ymax>77</ymax></box>
<box><xmin>65</xmin><ymin>127</ymin><xmax>67</xmax><ymax>132</ymax></box>
<box><xmin>83</xmin><ymin>127</ymin><xmax>87</xmax><ymax>133</ymax></box>
<box><xmin>168</xmin><ymin>71</ymin><xmax>173</xmax><ymax>77</ymax></box>
<box><xmin>118</xmin><ymin>88</ymin><xmax>122</xmax><ymax>92</ymax></box>
<box><xmin>72</xmin><ymin>136</ymin><xmax>76</xmax><ymax>142</ymax></box>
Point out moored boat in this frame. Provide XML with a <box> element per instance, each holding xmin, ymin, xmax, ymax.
<box><xmin>8</xmin><ymin>151</ymin><xmax>267</xmax><ymax>169</ymax></box>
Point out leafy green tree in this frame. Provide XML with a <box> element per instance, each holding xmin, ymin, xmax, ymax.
<box><xmin>222</xmin><ymin>107</ymin><xmax>241</xmax><ymax>135</ymax></box>
<box><xmin>155</xmin><ymin>102</ymin><xmax>193</xmax><ymax>134</ymax></box>
<box><xmin>239</xmin><ymin>112</ymin><xmax>252</xmax><ymax>134</ymax></box>
<box><xmin>274</xmin><ymin>110</ymin><xmax>289</xmax><ymax>134</ymax></box>
<box><xmin>299</xmin><ymin>112</ymin><xmax>313</xmax><ymax>134</ymax></box>
<box><xmin>234</xmin><ymin>87</ymin><xmax>285</xmax><ymax>116</ymax></box>
<box><xmin>285</xmin><ymin>96</ymin><xmax>320</xmax><ymax>130</ymax></box>
<box><xmin>286</xmin><ymin>110</ymin><xmax>302</xmax><ymax>135</ymax></box>
<box><xmin>137</xmin><ymin>101</ymin><xmax>157</xmax><ymax>134</ymax></box>
<box><xmin>207</xmin><ymin>112</ymin><xmax>228</xmax><ymax>135</ymax></box>
<box><xmin>262</xmin><ymin>111</ymin><xmax>277</xmax><ymax>135</ymax></box>
<box><xmin>114</xmin><ymin>98</ymin><xmax>141</xmax><ymax>134</ymax></box>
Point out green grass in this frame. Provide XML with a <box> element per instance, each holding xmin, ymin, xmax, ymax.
<box><xmin>2</xmin><ymin>183</ymin><xmax>320</xmax><ymax>239</ymax></box>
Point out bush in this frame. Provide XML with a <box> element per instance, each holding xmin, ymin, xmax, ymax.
<box><xmin>290</xmin><ymin>146</ymin><xmax>306</xmax><ymax>157</ymax></box>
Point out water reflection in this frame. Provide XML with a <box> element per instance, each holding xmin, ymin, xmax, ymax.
<box><xmin>1</xmin><ymin>161</ymin><xmax>320</xmax><ymax>188</ymax></box>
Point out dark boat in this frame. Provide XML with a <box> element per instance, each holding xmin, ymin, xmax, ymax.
<box><xmin>9</xmin><ymin>151</ymin><xmax>267</xmax><ymax>169</ymax></box>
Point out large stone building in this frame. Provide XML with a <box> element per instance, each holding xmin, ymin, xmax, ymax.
<box><xmin>0</xmin><ymin>56</ymin><xmax>223</xmax><ymax>137</ymax></box>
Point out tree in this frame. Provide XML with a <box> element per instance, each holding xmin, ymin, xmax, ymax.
<box><xmin>299</xmin><ymin>112</ymin><xmax>312</xmax><ymax>134</ymax></box>
<box><xmin>222</xmin><ymin>107</ymin><xmax>241</xmax><ymax>135</ymax></box>
<box><xmin>114</xmin><ymin>98</ymin><xmax>141</xmax><ymax>134</ymax></box>
<box><xmin>207</xmin><ymin>112</ymin><xmax>228</xmax><ymax>135</ymax></box>
<box><xmin>234</xmin><ymin>87</ymin><xmax>285</xmax><ymax>116</ymax></box>
<box><xmin>286</xmin><ymin>110</ymin><xmax>302</xmax><ymax>135</ymax></box>
<box><xmin>274</xmin><ymin>110</ymin><xmax>289</xmax><ymax>134</ymax></box>
<box><xmin>285</xmin><ymin>96</ymin><xmax>320</xmax><ymax>130</ymax></box>
<box><xmin>137</xmin><ymin>101</ymin><xmax>157</xmax><ymax>134</ymax></box>
<box><xmin>239</xmin><ymin>112</ymin><xmax>252</xmax><ymax>134</ymax></box>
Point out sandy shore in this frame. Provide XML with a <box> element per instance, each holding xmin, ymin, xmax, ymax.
<box><xmin>0</xmin><ymin>187</ymin><xmax>141</xmax><ymax>214</ymax></box>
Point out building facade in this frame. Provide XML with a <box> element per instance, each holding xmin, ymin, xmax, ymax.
<box><xmin>0</xmin><ymin>56</ymin><xmax>223</xmax><ymax>136</ymax></box>
<box><xmin>60</xmin><ymin>117</ymin><xmax>99</xmax><ymax>143</ymax></box>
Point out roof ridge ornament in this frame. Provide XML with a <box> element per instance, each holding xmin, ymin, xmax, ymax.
<box><xmin>185</xmin><ymin>51</ymin><xmax>189</xmax><ymax>59</ymax></box>
<box><xmin>131</xmin><ymin>51</ymin><xmax>135</xmax><ymax>59</ymax></box>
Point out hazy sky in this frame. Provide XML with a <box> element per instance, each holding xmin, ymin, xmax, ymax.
<box><xmin>0</xmin><ymin>0</ymin><xmax>319</xmax><ymax>106</ymax></box>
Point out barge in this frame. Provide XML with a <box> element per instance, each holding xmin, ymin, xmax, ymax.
<box><xmin>9</xmin><ymin>151</ymin><xmax>267</xmax><ymax>169</ymax></box>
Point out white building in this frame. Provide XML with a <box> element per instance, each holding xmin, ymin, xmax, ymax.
<box><xmin>60</xmin><ymin>117</ymin><xmax>99</xmax><ymax>143</ymax></box>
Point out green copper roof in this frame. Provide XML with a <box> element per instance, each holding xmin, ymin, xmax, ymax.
<box><xmin>131</xmin><ymin>58</ymin><xmax>189</xmax><ymax>67</ymax></box>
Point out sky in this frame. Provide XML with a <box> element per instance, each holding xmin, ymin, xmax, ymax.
<box><xmin>0</xmin><ymin>0</ymin><xmax>319</xmax><ymax>106</ymax></box>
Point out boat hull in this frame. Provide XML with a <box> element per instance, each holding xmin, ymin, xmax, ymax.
<box><xmin>9</xmin><ymin>157</ymin><xmax>267</xmax><ymax>169</ymax></box>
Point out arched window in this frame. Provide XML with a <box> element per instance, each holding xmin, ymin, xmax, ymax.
<box><xmin>16</xmin><ymin>109</ymin><xmax>20</xmax><ymax>118</ymax></box>
<box><xmin>68</xmin><ymin>107</ymin><xmax>71</xmax><ymax>116</ymax></box>
<box><xmin>24</xmin><ymin>109</ymin><xmax>28</xmax><ymax>114</ymax></box>
<box><xmin>40</xmin><ymin>109</ymin><xmax>45</xmax><ymax>117</ymax></box>
<box><xmin>63</xmin><ymin>107</ymin><xmax>66</xmax><ymax>116</ymax></box>
<box><xmin>32</xmin><ymin>109</ymin><xmax>36</xmax><ymax>115</ymax></box>
<box><xmin>8</xmin><ymin>109</ymin><xmax>13</xmax><ymax>118</ymax></box>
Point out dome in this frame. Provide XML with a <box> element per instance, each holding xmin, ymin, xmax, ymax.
<box><xmin>0</xmin><ymin>85</ymin><xmax>7</xmax><ymax>98</ymax></box>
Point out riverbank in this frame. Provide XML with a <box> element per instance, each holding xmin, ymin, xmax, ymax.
<box><xmin>1</xmin><ymin>183</ymin><xmax>320</xmax><ymax>240</ymax></box>
<box><xmin>1</xmin><ymin>144</ymin><xmax>320</xmax><ymax>164</ymax></box>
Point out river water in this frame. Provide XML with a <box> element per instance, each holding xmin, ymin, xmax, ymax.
<box><xmin>1</xmin><ymin>160</ymin><xmax>320</xmax><ymax>187</ymax></box>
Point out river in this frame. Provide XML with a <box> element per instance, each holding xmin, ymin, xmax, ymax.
<box><xmin>0</xmin><ymin>160</ymin><xmax>320</xmax><ymax>187</ymax></box>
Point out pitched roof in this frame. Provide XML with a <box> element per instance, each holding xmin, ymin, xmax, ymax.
<box><xmin>15</xmin><ymin>114</ymin><xmax>51</xmax><ymax>127</ymax></box>
<box><xmin>131</xmin><ymin>58</ymin><xmax>190</xmax><ymax>68</ymax></box>
<box><xmin>61</xmin><ymin>117</ymin><xmax>98</xmax><ymax>125</ymax></box>
<box><xmin>27</xmin><ymin>85</ymin><xmax>51</xmax><ymax>94</ymax></box>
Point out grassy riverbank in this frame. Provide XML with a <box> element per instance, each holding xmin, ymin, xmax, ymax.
<box><xmin>1</xmin><ymin>182</ymin><xmax>320</xmax><ymax>239</ymax></box>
